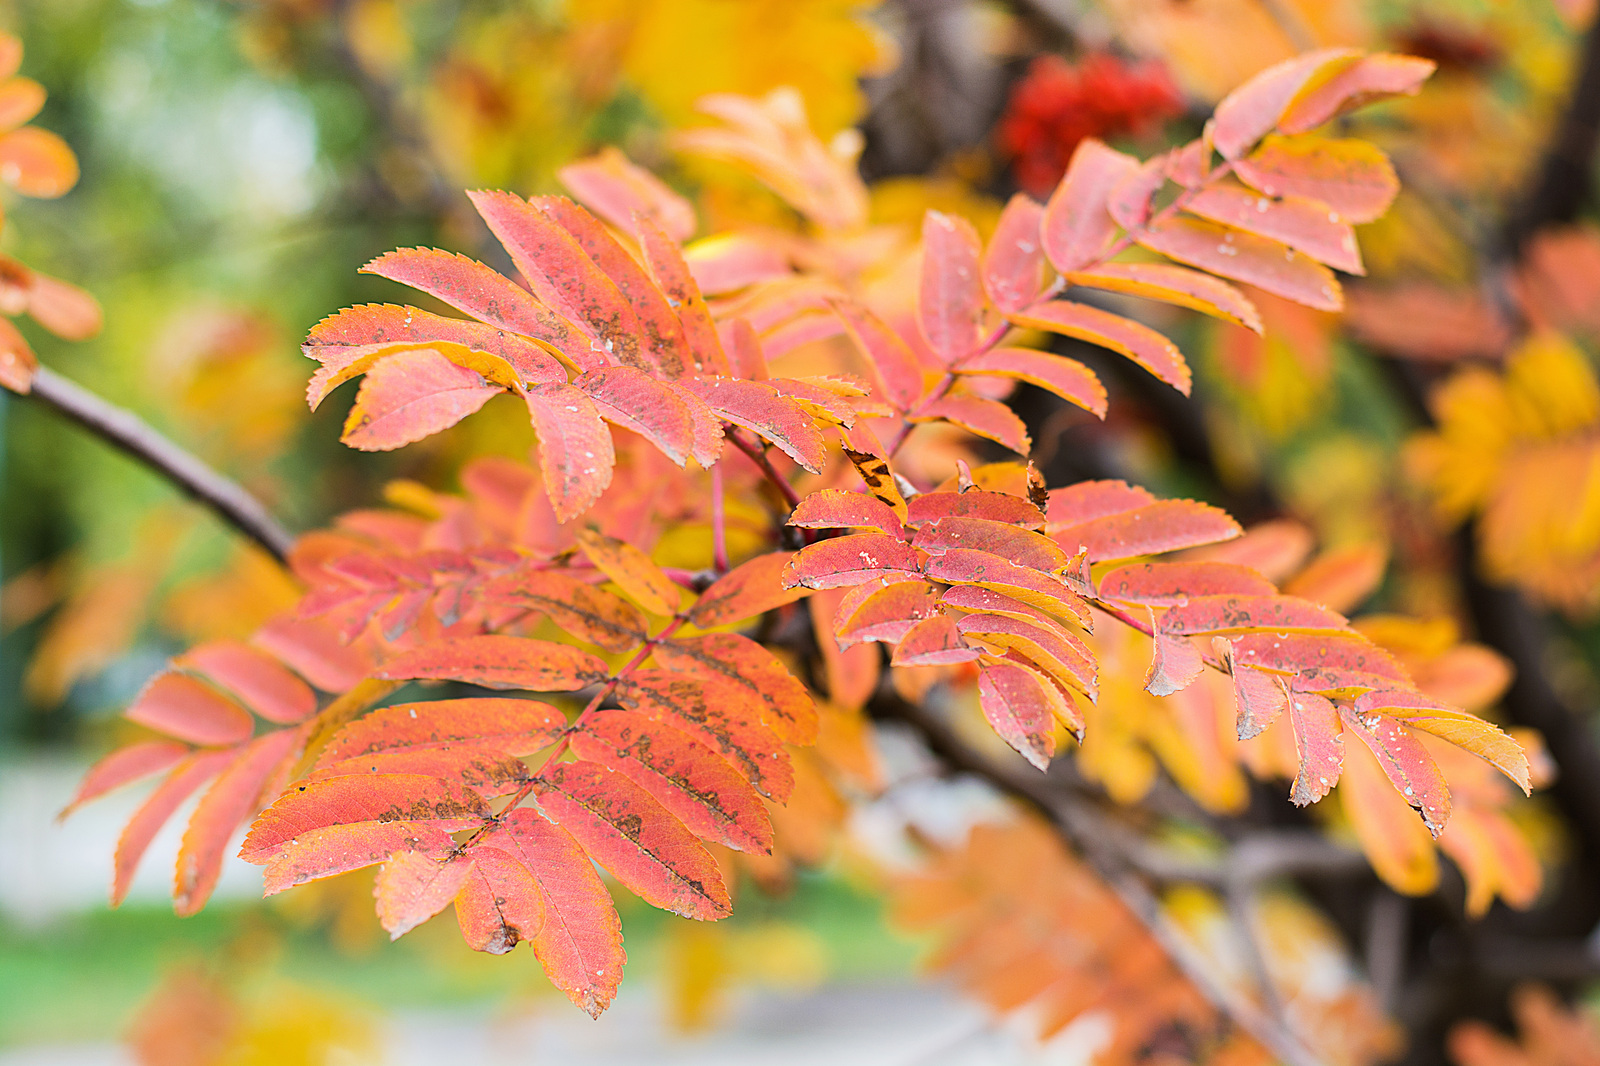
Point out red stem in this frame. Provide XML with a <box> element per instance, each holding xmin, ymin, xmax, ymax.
<box><xmin>710</xmin><ymin>463</ymin><xmax>730</xmax><ymax>572</ymax></box>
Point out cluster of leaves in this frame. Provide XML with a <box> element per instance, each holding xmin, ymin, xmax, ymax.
<box><xmin>60</xmin><ymin>47</ymin><xmax>1550</xmax><ymax>1045</ymax></box>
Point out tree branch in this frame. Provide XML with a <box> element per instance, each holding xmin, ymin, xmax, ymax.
<box><xmin>1503</xmin><ymin>9</ymin><xmax>1600</xmax><ymax>252</ymax></box>
<box><xmin>18</xmin><ymin>368</ymin><xmax>295</xmax><ymax>563</ymax></box>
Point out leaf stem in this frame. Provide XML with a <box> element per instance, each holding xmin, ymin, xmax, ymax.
<box><xmin>728</xmin><ymin>429</ymin><xmax>801</xmax><ymax>509</ymax></box>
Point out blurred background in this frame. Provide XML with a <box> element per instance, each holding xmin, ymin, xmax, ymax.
<box><xmin>3</xmin><ymin>0</ymin><xmax>1600</xmax><ymax>1063</ymax></box>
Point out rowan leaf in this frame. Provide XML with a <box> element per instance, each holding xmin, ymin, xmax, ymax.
<box><xmin>576</xmin><ymin>366</ymin><xmax>699</xmax><ymax>467</ymax></box>
<box><xmin>954</xmin><ymin>348</ymin><xmax>1106</xmax><ymax>419</ymax></box>
<box><xmin>1210</xmin><ymin>49</ymin><xmax>1360</xmax><ymax>160</ymax></box>
<box><xmin>920</xmin><ymin>210</ymin><xmax>986</xmax><ymax>364</ymax></box>
<box><xmin>1160</xmin><ymin>594</ymin><xmax>1348</xmax><ymax>637</ymax></box>
<box><xmin>252</xmin><ymin>615</ymin><xmax>374</xmax><ymax>693</ymax></box>
<box><xmin>688</xmin><ymin>551</ymin><xmax>807</xmax><ymax>628</ymax></box>
<box><xmin>1184</xmin><ymin>184</ymin><xmax>1363</xmax><ymax>274</ymax></box>
<box><xmin>1097</xmin><ymin>562</ymin><xmax>1275</xmax><ymax>605</ymax></box>
<box><xmin>913</xmin><ymin>517</ymin><xmax>1071</xmax><ymax>572</ymax></box>
<box><xmin>922</xmin><ymin>548</ymin><xmax>1092</xmax><ymax>627</ymax></box>
<box><xmin>638</xmin><ymin>214</ymin><xmax>728</xmax><ymax>375</ymax></box>
<box><xmin>259</xmin><ymin>822</ymin><xmax>456</xmax><ymax>896</ymax></box>
<box><xmin>176</xmin><ymin>641</ymin><xmax>317</xmax><ymax>725</ymax></box>
<box><xmin>615</xmin><ymin>670</ymin><xmax>792</xmax><ymax>800</ymax></box>
<box><xmin>576</xmin><ymin>528</ymin><xmax>680</xmax><ymax>617</ymax></box>
<box><xmin>125</xmin><ymin>673</ymin><xmax>254</xmax><ymax>747</ymax></box>
<box><xmin>454</xmin><ymin>845</ymin><xmax>547</xmax><ymax>953</ymax></box>
<box><xmin>1008</xmin><ymin>301</ymin><xmax>1191</xmax><ymax>395</ymax></box>
<box><xmin>341</xmin><ymin>347</ymin><xmax>502</xmax><ymax>451</ymax></box>
<box><xmin>571</xmin><ymin>709</ymin><xmax>773</xmax><ymax>854</ymax></box>
<box><xmin>1340</xmin><ymin>705</ymin><xmax>1451</xmax><ymax>835</ymax></box>
<box><xmin>1147</xmin><ymin>631</ymin><xmax>1205</xmax><ymax>697</ymax></box>
<box><xmin>1042</xmin><ymin>139</ymin><xmax>1139</xmax><ymax>273</ymax></box>
<box><xmin>241</xmin><ymin>773</ymin><xmax>490</xmax><ymax>865</ymax></box>
<box><xmin>1225</xmin><ymin>654</ymin><xmax>1291</xmax><ymax>739</ymax></box>
<box><xmin>176</xmin><ymin>728</ymin><xmax>304</xmax><ymax>916</ymax></box>
<box><xmin>534</xmin><ymin>760</ymin><xmax>732</xmax><ymax>920</ymax></box>
<box><xmin>1107</xmin><ymin>155</ymin><xmax>1169</xmax><ymax>231</ymax></box>
<box><xmin>678</xmin><ymin>377</ymin><xmax>826</xmax><ymax>473</ymax></box>
<box><xmin>1230</xmin><ymin>632</ymin><xmax>1408</xmax><ymax>689</ymax></box>
<box><xmin>788</xmin><ymin>489</ymin><xmax>904</xmax><ymax>537</ymax></box>
<box><xmin>977</xmin><ymin>661</ymin><xmax>1057</xmax><ymax>770</ymax></box>
<box><xmin>911</xmin><ymin>394</ymin><xmax>1032</xmax><ymax>454</ymax></box>
<box><xmin>376</xmin><ymin>635</ymin><xmax>609</xmax><ymax>691</ymax></box>
<box><xmin>1288</xmin><ymin>691</ymin><xmax>1345</xmax><ymax>806</ymax></box>
<box><xmin>1045</xmin><ymin>480</ymin><xmax>1155</xmax><ymax>529</ymax></box>
<box><xmin>1233</xmin><ymin>135</ymin><xmax>1400</xmax><ymax>225</ymax></box>
<box><xmin>831</xmin><ymin>300</ymin><xmax>927</xmax><ymax>412</ymax></box>
<box><xmin>891</xmin><ymin>614</ymin><xmax>978</xmax><ymax>666</ymax></box>
<box><xmin>317</xmin><ymin>698</ymin><xmax>567</xmax><ymax>765</ymax></box>
<box><xmin>559</xmin><ymin>146</ymin><xmax>696</xmax><ymax>242</ymax></box>
<box><xmin>482</xmin><ymin>571</ymin><xmax>648</xmax><ymax>652</ymax></box>
<box><xmin>958</xmin><ymin>612</ymin><xmax>1096</xmax><ymax>698</ymax></box>
<box><xmin>1052</xmin><ymin>499</ymin><xmax>1241</xmax><ymax>561</ymax></box>
<box><xmin>905</xmin><ymin>489</ymin><xmax>1047</xmax><ymax>530</ymax></box>
<box><xmin>652</xmin><ymin>633</ymin><xmax>817</xmax><ymax>745</ymax></box>
<box><xmin>0</xmin><ymin>125</ymin><xmax>78</xmax><ymax>197</ymax></box>
<box><xmin>312</xmin><ymin>747</ymin><xmax>530</xmax><ymax>798</ymax></box>
<box><xmin>483</xmin><ymin>809</ymin><xmax>625</xmax><ymax>1017</ymax></box>
<box><xmin>376</xmin><ymin>849</ymin><xmax>475</xmax><ymax>940</ymax></box>
<box><xmin>784</xmin><ymin>533</ymin><xmax>922</xmax><ymax>590</ymax></box>
<box><xmin>939</xmin><ymin>585</ymin><xmax>1074</xmax><ymax>630</ymax></box>
<box><xmin>61</xmin><ymin>740</ymin><xmax>189</xmax><ymax>821</ymax></box>
<box><xmin>523</xmin><ymin>381</ymin><xmax>616</xmax><ymax>522</ymax></box>
<box><xmin>1135</xmin><ymin>215</ymin><xmax>1342</xmax><ymax>312</ymax></box>
<box><xmin>836</xmin><ymin>580</ymin><xmax>942</xmax><ymax>648</ymax></box>
<box><xmin>1277</xmin><ymin>53</ymin><xmax>1436</xmax><ymax>136</ymax></box>
<box><xmin>1354</xmin><ymin>690</ymin><xmax>1530</xmax><ymax>793</ymax></box>
<box><xmin>983</xmin><ymin>193</ymin><xmax>1047</xmax><ymax>313</ymax></box>
<box><xmin>1066</xmin><ymin>263</ymin><xmax>1264</xmax><ymax>333</ymax></box>
<box><xmin>112</xmin><ymin>749</ymin><xmax>236</xmax><ymax>906</ymax></box>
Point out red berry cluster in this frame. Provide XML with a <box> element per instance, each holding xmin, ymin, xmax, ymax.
<box><xmin>998</xmin><ymin>53</ymin><xmax>1185</xmax><ymax>197</ymax></box>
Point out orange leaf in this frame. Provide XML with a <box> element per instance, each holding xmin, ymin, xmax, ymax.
<box><xmin>911</xmin><ymin>394</ymin><xmax>1033</xmax><ymax>453</ymax></box>
<box><xmin>1053</xmin><ymin>499</ymin><xmax>1241</xmax><ymax>562</ymax></box>
<box><xmin>454</xmin><ymin>845</ymin><xmax>547</xmax><ymax>952</ymax></box>
<box><xmin>576</xmin><ymin>528</ymin><xmax>680</xmax><ymax>616</ymax></box>
<box><xmin>689</xmin><ymin>551</ymin><xmax>807</xmax><ymax>628</ymax></box>
<box><xmin>1008</xmin><ymin>301</ymin><xmax>1191</xmax><ymax>395</ymax></box>
<box><xmin>652</xmin><ymin>633</ymin><xmax>818</xmax><ymax>745</ymax></box>
<box><xmin>1066</xmin><ymin>262</ymin><xmax>1264</xmax><ymax>332</ymax></box>
<box><xmin>177</xmin><ymin>641</ymin><xmax>317</xmax><ymax>725</ymax></box>
<box><xmin>0</xmin><ymin>125</ymin><xmax>77</xmax><ymax>197</ymax></box>
<box><xmin>376</xmin><ymin>849</ymin><xmax>475</xmax><ymax>940</ymax></box>
<box><xmin>376</xmin><ymin>635</ymin><xmax>609</xmax><ymax>691</ymax></box>
<box><xmin>125</xmin><ymin>673</ymin><xmax>255</xmax><ymax>747</ymax></box>
<box><xmin>920</xmin><ymin>210</ymin><xmax>986</xmax><ymax>364</ymax></box>
<box><xmin>1184</xmin><ymin>184</ymin><xmax>1363</xmax><ymax>275</ymax></box>
<box><xmin>60</xmin><ymin>739</ymin><xmax>189</xmax><ymax>821</ymax></box>
<box><xmin>956</xmin><ymin>348</ymin><xmax>1106</xmax><ymax>418</ymax></box>
<box><xmin>559</xmin><ymin>146</ymin><xmax>696</xmax><ymax>243</ymax></box>
<box><xmin>1210</xmin><ymin>49</ymin><xmax>1360</xmax><ymax>160</ymax></box>
<box><xmin>523</xmin><ymin>381</ymin><xmax>616</xmax><ymax>522</ymax></box>
<box><xmin>112</xmin><ymin>749</ymin><xmax>236</xmax><ymax>906</ymax></box>
<box><xmin>1233</xmin><ymin>135</ymin><xmax>1399</xmax><ymax>224</ymax></box>
<box><xmin>482</xmin><ymin>570</ymin><xmax>648</xmax><ymax>652</ymax></box>
<box><xmin>1135</xmin><ymin>215</ymin><xmax>1342</xmax><ymax>312</ymax></box>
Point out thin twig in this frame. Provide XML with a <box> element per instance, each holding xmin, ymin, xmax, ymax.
<box><xmin>729</xmin><ymin>430</ymin><xmax>801</xmax><ymax>509</ymax></box>
<box><xmin>19</xmin><ymin>368</ymin><xmax>295</xmax><ymax>563</ymax></box>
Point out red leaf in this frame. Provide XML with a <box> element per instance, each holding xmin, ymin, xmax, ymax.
<box><xmin>1051</xmin><ymin>499</ymin><xmax>1241</xmax><ymax>561</ymax></box>
<box><xmin>341</xmin><ymin>347</ymin><xmax>502</xmax><ymax>451</ymax></box>
<box><xmin>1042</xmin><ymin>139</ymin><xmax>1139</xmax><ymax>273</ymax></box>
<box><xmin>483</xmin><ymin>809</ymin><xmax>625</xmax><ymax>1017</ymax></box>
<box><xmin>576</xmin><ymin>366</ymin><xmax>699</xmax><ymax>467</ymax></box>
<box><xmin>1107</xmin><ymin>156</ymin><xmax>1168</xmax><ymax>231</ymax></box>
<box><xmin>258</xmin><ymin>822</ymin><xmax>455</xmax><ymax>895</ymax></box>
<box><xmin>788</xmin><ymin>489</ymin><xmax>904</xmax><ymax>537</ymax></box>
<box><xmin>376</xmin><ymin>849</ymin><xmax>476</xmax><ymax>939</ymax></box>
<box><xmin>678</xmin><ymin>377</ymin><xmax>826</xmax><ymax>473</ymax></box>
<box><xmin>538</xmin><ymin>196</ymin><xmax>692</xmax><ymax>378</ymax></box>
<box><xmin>468</xmin><ymin>190</ymin><xmax>648</xmax><ymax>370</ymax></box>
<box><xmin>1045</xmin><ymin>480</ymin><xmax>1154</xmax><ymax>529</ymax></box>
<box><xmin>911</xmin><ymin>394</ymin><xmax>1032</xmax><ymax>454</ymax></box>
<box><xmin>956</xmin><ymin>348</ymin><xmax>1106</xmax><ymax>418</ymax></box>
<box><xmin>689</xmin><ymin>551</ymin><xmax>807</xmax><ymax>628</ymax></box>
<box><xmin>126</xmin><ymin>674</ymin><xmax>254</xmax><ymax>747</ymax></box>
<box><xmin>913</xmin><ymin>517</ymin><xmax>1071</xmax><ymax>572</ymax></box>
<box><xmin>1184</xmin><ymin>184</ymin><xmax>1363</xmax><ymax>274</ymax></box>
<box><xmin>1064</xmin><ymin>262</ymin><xmax>1265</xmax><ymax>332</ymax></box>
<box><xmin>359</xmin><ymin>249</ymin><xmax>596</xmax><ymax>372</ymax></box>
<box><xmin>1147</xmin><ymin>630</ymin><xmax>1205</xmax><ymax>697</ymax></box>
<box><xmin>638</xmin><ymin>214</ymin><xmax>729</xmax><ymax>375</ymax></box>
<box><xmin>977</xmin><ymin>662</ymin><xmax>1056</xmax><ymax>770</ymax></box>
<box><xmin>1230</xmin><ymin>632</ymin><xmax>1407</xmax><ymax>689</ymax></box>
<box><xmin>1340</xmin><ymin>705</ymin><xmax>1450</xmax><ymax>835</ymax></box>
<box><xmin>1097</xmin><ymin>561</ymin><xmax>1275</xmax><ymax>605</ymax></box>
<box><xmin>1233</xmin><ymin>135</ymin><xmax>1399</xmax><ymax>225</ymax></box>
<box><xmin>652</xmin><ymin>633</ymin><xmax>818</xmax><ymax>746</ymax></box>
<box><xmin>831</xmin><ymin>300</ymin><xmax>926</xmax><ymax>412</ymax></box>
<box><xmin>1277</xmin><ymin>54</ymin><xmax>1436</xmax><ymax>135</ymax></box>
<box><xmin>836</xmin><ymin>580</ymin><xmax>942</xmax><ymax>648</ymax></box>
<box><xmin>313</xmin><ymin>747</ymin><xmax>530</xmax><ymax>798</ymax></box>
<box><xmin>571</xmin><ymin>709</ymin><xmax>773</xmax><ymax>854</ymax></box>
<box><xmin>252</xmin><ymin>615</ymin><xmax>373</xmax><ymax>693</ymax></box>
<box><xmin>1159</xmin><ymin>594</ymin><xmax>1347</xmax><ymax>637</ymax></box>
<box><xmin>376</xmin><ymin>636</ymin><xmax>609</xmax><ymax>691</ymax></box>
<box><xmin>784</xmin><ymin>533</ymin><xmax>923</xmax><ymax>590</ymax></box>
<box><xmin>984</xmin><ymin>193</ymin><xmax>1047</xmax><ymax>313</ymax></box>
<box><xmin>534</xmin><ymin>760</ymin><xmax>731</xmax><ymax>920</ymax></box>
<box><xmin>177</xmin><ymin>642</ymin><xmax>316</xmax><ymax>725</ymax></box>
<box><xmin>1288</xmin><ymin>691</ymin><xmax>1344</xmax><ymax>806</ymax></box>
<box><xmin>1354</xmin><ymin>690</ymin><xmax>1529</xmax><ymax>793</ymax></box>
<box><xmin>454</xmin><ymin>845</ymin><xmax>547</xmax><ymax>952</ymax></box>
<box><xmin>905</xmin><ymin>489</ymin><xmax>1046</xmax><ymax>530</ymax></box>
<box><xmin>939</xmin><ymin>584</ymin><xmax>1071</xmax><ymax>629</ymax></box>
<box><xmin>1225</xmin><ymin>655</ymin><xmax>1290</xmax><ymax>739</ymax></box>
<box><xmin>957</xmin><ymin>612</ymin><xmax>1096</xmax><ymax>698</ymax></box>
<box><xmin>1210</xmin><ymin>49</ymin><xmax>1360</xmax><ymax>160</ymax></box>
<box><xmin>241</xmin><ymin>773</ymin><xmax>490</xmax><ymax>864</ymax></box>
<box><xmin>112</xmin><ymin>749</ymin><xmax>236</xmax><ymax>906</ymax></box>
<box><xmin>522</xmin><ymin>381</ymin><xmax>616</xmax><ymax>522</ymax></box>
<box><xmin>61</xmin><ymin>740</ymin><xmax>189</xmax><ymax>820</ymax></box>
<box><xmin>175</xmin><ymin>728</ymin><xmax>304</xmax><ymax>916</ymax></box>
<box><xmin>720</xmin><ymin>316</ymin><xmax>771</xmax><ymax>379</ymax></box>
<box><xmin>920</xmin><ymin>211</ymin><xmax>986</xmax><ymax>364</ymax></box>
<box><xmin>892</xmin><ymin>614</ymin><xmax>978</xmax><ymax>666</ymax></box>
<box><xmin>1008</xmin><ymin>301</ymin><xmax>1190</xmax><ymax>395</ymax></box>
<box><xmin>922</xmin><ymin>548</ymin><xmax>1092</xmax><ymax>627</ymax></box>
<box><xmin>615</xmin><ymin>670</ymin><xmax>791</xmax><ymax>800</ymax></box>
<box><xmin>559</xmin><ymin>146</ymin><xmax>696</xmax><ymax>242</ymax></box>
<box><xmin>1136</xmin><ymin>215</ymin><xmax>1341</xmax><ymax>311</ymax></box>
<box><xmin>483</xmin><ymin>570</ymin><xmax>648</xmax><ymax>652</ymax></box>
<box><xmin>316</xmin><ymin>700</ymin><xmax>566</xmax><ymax>763</ymax></box>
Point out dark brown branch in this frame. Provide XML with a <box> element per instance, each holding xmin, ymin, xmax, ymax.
<box><xmin>19</xmin><ymin>368</ymin><xmax>295</xmax><ymax>563</ymax></box>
